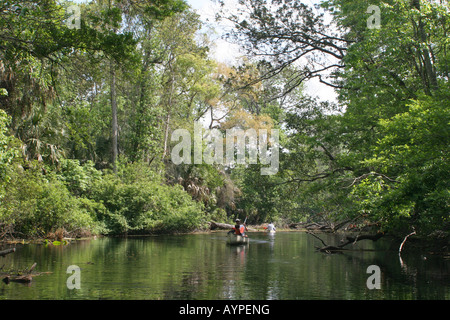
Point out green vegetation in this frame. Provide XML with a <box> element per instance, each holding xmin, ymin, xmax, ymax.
<box><xmin>0</xmin><ymin>0</ymin><xmax>448</xmax><ymax>240</ymax></box>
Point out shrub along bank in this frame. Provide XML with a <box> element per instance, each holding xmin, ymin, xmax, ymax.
<box><xmin>0</xmin><ymin>157</ymin><xmax>206</xmax><ymax>239</ymax></box>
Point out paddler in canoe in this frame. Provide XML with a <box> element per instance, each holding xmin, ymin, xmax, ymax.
<box><xmin>227</xmin><ymin>218</ymin><xmax>249</xmax><ymax>244</ymax></box>
<box><xmin>228</xmin><ymin>218</ymin><xmax>248</xmax><ymax>237</ymax></box>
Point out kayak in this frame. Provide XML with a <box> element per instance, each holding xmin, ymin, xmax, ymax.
<box><xmin>227</xmin><ymin>234</ymin><xmax>249</xmax><ymax>245</ymax></box>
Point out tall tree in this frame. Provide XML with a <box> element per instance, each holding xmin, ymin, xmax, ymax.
<box><xmin>88</xmin><ymin>0</ymin><xmax>188</xmax><ymax>172</ymax></box>
<box><xmin>155</xmin><ymin>10</ymin><xmax>217</xmax><ymax>160</ymax></box>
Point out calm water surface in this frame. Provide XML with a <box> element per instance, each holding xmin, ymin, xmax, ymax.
<box><xmin>0</xmin><ymin>232</ymin><xmax>448</xmax><ymax>300</ymax></box>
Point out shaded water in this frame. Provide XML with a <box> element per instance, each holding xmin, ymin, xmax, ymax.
<box><xmin>0</xmin><ymin>232</ymin><xmax>448</xmax><ymax>300</ymax></box>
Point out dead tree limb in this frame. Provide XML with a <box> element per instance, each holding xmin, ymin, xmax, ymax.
<box><xmin>398</xmin><ymin>230</ymin><xmax>416</xmax><ymax>269</ymax></box>
<box><xmin>27</xmin><ymin>262</ymin><xmax>37</xmax><ymax>274</ymax></box>
<box><xmin>306</xmin><ymin>231</ymin><xmax>328</xmax><ymax>247</ymax></box>
<box><xmin>306</xmin><ymin>231</ymin><xmax>346</xmax><ymax>253</ymax></box>
<box><xmin>307</xmin><ymin>231</ymin><xmax>384</xmax><ymax>253</ymax></box>
<box><xmin>399</xmin><ymin>230</ymin><xmax>416</xmax><ymax>255</ymax></box>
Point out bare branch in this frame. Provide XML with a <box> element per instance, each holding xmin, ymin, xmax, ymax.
<box><xmin>399</xmin><ymin>230</ymin><xmax>416</xmax><ymax>255</ymax></box>
<box><xmin>344</xmin><ymin>172</ymin><xmax>399</xmax><ymax>189</ymax></box>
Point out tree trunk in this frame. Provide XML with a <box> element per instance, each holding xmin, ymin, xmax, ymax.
<box><xmin>411</xmin><ymin>0</ymin><xmax>438</xmax><ymax>94</ymax></box>
<box><xmin>162</xmin><ymin>62</ymin><xmax>175</xmax><ymax>161</ymax></box>
<box><xmin>162</xmin><ymin>111</ymin><xmax>171</xmax><ymax>160</ymax></box>
<box><xmin>209</xmin><ymin>221</ymin><xmax>257</xmax><ymax>231</ymax></box>
<box><xmin>110</xmin><ymin>60</ymin><xmax>118</xmax><ymax>173</ymax></box>
<box><xmin>209</xmin><ymin>221</ymin><xmax>234</xmax><ymax>230</ymax></box>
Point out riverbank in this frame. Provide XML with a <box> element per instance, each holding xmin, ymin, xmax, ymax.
<box><xmin>1</xmin><ymin>223</ymin><xmax>449</xmax><ymax>257</ymax></box>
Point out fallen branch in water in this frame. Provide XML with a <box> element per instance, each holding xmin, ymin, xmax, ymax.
<box><xmin>398</xmin><ymin>230</ymin><xmax>417</xmax><ymax>269</ymax></box>
<box><xmin>340</xmin><ymin>233</ymin><xmax>384</xmax><ymax>247</ymax></box>
<box><xmin>306</xmin><ymin>231</ymin><xmax>347</xmax><ymax>253</ymax></box>
<box><xmin>2</xmin><ymin>261</ymin><xmax>36</xmax><ymax>284</ymax></box>
<box><xmin>1</xmin><ymin>249</ymin><xmax>48</xmax><ymax>284</ymax></box>
<box><xmin>306</xmin><ymin>231</ymin><xmax>328</xmax><ymax>247</ymax></box>
<box><xmin>1</xmin><ymin>261</ymin><xmax>51</xmax><ymax>285</ymax></box>
<box><xmin>306</xmin><ymin>231</ymin><xmax>384</xmax><ymax>253</ymax></box>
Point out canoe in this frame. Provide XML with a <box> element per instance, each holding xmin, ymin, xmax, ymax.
<box><xmin>227</xmin><ymin>234</ymin><xmax>249</xmax><ymax>245</ymax></box>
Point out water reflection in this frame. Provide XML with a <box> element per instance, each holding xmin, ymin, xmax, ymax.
<box><xmin>0</xmin><ymin>232</ymin><xmax>448</xmax><ymax>300</ymax></box>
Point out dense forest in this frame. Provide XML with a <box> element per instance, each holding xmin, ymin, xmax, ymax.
<box><xmin>0</xmin><ymin>0</ymin><xmax>448</xmax><ymax>240</ymax></box>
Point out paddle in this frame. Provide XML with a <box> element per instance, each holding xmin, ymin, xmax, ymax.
<box><xmin>243</xmin><ymin>216</ymin><xmax>249</xmax><ymax>236</ymax></box>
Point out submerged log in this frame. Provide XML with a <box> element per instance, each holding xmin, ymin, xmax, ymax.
<box><xmin>2</xmin><ymin>274</ymin><xmax>32</xmax><ymax>284</ymax></box>
<box><xmin>319</xmin><ymin>245</ymin><xmax>346</xmax><ymax>253</ymax></box>
<box><xmin>0</xmin><ymin>248</ymin><xmax>16</xmax><ymax>257</ymax></box>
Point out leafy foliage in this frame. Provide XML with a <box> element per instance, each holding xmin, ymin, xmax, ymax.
<box><xmin>89</xmin><ymin>162</ymin><xmax>205</xmax><ymax>235</ymax></box>
<box><xmin>0</xmin><ymin>162</ymin><xmax>102</xmax><ymax>238</ymax></box>
<box><xmin>351</xmin><ymin>93</ymin><xmax>450</xmax><ymax>233</ymax></box>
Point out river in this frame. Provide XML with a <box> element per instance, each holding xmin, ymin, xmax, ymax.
<box><xmin>0</xmin><ymin>232</ymin><xmax>448</xmax><ymax>300</ymax></box>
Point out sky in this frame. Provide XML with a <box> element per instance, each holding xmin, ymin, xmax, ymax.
<box><xmin>187</xmin><ymin>0</ymin><xmax>245</xmax><ymax>64</ymax></box>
